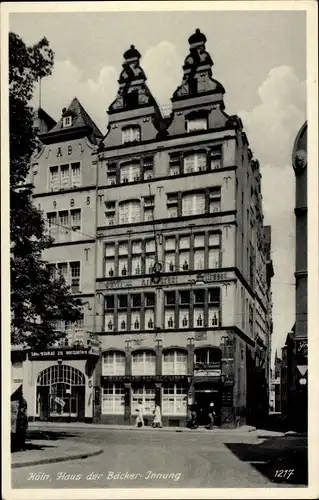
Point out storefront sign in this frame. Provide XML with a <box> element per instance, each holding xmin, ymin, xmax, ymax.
<box><xmin>296</xmin><ymin>340</ymin><xmax>308</xmax><ymax>358</ymax></box>
<box><xmin>98</xmin><ymin>271</ymin><xmax>235</xmax><ymax>291</ymax></box>
<box><xmin>30</xmin><ymin>348</ymin><xmax>89</xmax><ymax>360</ymax></box>
<box><xmin>101</xmin><ymin>375</ymin><xmax>189</xmax><ymax>383</ymax></box>
<box><xmin>194</xmin><ymin>369</ymin><xmax>221</xmax><ymax>377</ymax></box>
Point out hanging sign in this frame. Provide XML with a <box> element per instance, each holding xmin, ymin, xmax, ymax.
<box><xmin>54</xmin><ymin>397</ymin><xmax>66</xmax><ymax>407</ymax></box>
<box><xmin>296</xmin><ymin>365</ymin><xmax>307</xmax><ymax>376</ymax></box>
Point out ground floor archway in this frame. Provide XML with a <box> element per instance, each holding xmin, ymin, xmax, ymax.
<box><xmin>36</xmin><ymin>365</ymin><xmax>85</xmax><ymax>421</ymax></box>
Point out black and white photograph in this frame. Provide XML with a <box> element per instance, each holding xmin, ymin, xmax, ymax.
<box><xmin>1</xmin><ymin>1</ymin><xmax>318</xmax><ymax>499</ymax></box>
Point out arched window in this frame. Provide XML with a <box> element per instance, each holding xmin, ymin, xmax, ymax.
<box><xmin>132</xmin><ymin>351</ymin><xmax>156</xmax><ymax>376</ymax></box>
<box><xmin>119</xmin><ymin>200</ymin><xmax>141</xmax><ymax>224</ymax></box>
<box><xmin>162</xmin><ymin>350</ymin><xmax>188</xmax><ymax>375</ymax></box>
<box><xmin>102</xmin><ymin>351</ymin><xmax>125</xmax><ymax>376</ymax></box>
<box><xmin>37</xmin><ymin>365</ymin><xmax>85</xmax><ymax>386</ymax></box>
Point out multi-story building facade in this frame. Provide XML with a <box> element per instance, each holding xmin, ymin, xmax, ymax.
<box><xmin>14</xmin><ymin>29</ymin><xmax>273</xmax><ymax>427</ymax></box>
<box><xmin>280</xmin><ymin>121</ymin><xmax>307</xmax><ymax>431</ymax></box>
<box><xmin>93</xmin><ymin>30</ymin><xmax>273</xmax><ymax>427</ymax></box>
<box><xmin>20</xmin><ymin>99</ymin><xmax>103</xmax><ymax>422</ymax></box>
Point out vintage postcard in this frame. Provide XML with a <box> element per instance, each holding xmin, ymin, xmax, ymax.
<box><xmin>1</xmin><ymin>1</ymin><xmax>318</xmax><ymax>499</ymax></box>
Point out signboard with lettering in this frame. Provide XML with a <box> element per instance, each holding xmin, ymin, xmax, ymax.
<box><xmin>296</xmin><ymin>340</ymin><xmax>308</xmax><ymax>358</ymax></box>
<box><xmin>101</xmin><ymin>375</ymin><xmax>189</xmax><ymax>383</ymax></box>
<box><xmin>97</xmin><ymin>271</ymin><xmax>235</xmax><ymax>291</ymax></box>
<box><xmin>29</xmin><ymin>348</ymin><xmax>90</xmax><ymax>360</ymax></box>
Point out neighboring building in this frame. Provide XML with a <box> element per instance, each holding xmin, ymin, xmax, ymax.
<box><xmin>94</xmin><ymin>30</ymin><xmax>273</xmax><ymax>427</ymax></box>
<box><xmin>281</xmin><ymin>122</ymin><xmax>307</xmax><ymax>431</ymax></box>
<box><xmin>13</xmin><ymin>30</ymin><xmax>274</xmax><ymax>427</ymax></box>
<box><xmin>19</xmin><ymin>99</ymin><xmax>103</xmax><ymax>422</ymax></box>
<box><xmin>269</xmin><ymin>350</ymin><xmax>281</xmax><ymax>412</ymax></box>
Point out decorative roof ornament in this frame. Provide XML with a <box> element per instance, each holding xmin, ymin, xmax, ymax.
<box><xmin>108</xmin><ymin>44</ymin><xmax>159</xmax><ymax>114</ymax></box>
<box><xmin>172</xmin><ymin>28</ymin><xmax>225</xmax><ymax>101</ymax></box>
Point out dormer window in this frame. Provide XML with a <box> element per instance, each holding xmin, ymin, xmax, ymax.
<box><xmin>186</xmin><ymin>117</ymin><xmax>207</xmax><ymax>132</ymax></box>
<box><xmin>122</xmin><ymin>125</ymin><xmax>141</xmax><ymax>145</ymax></box>
<box><xmin>63</xmin><ymin>116</ymin><xmax>72</xmax><ymax>128</ymax></box>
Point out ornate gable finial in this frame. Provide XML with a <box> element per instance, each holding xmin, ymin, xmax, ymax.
<box><xmin>108</xmin><ymin>44</ymin><xmax>158</xmax><ymax>114</ymax></box>
<box><xmin>172</xmin><ymin>29</ymin><xmax>224</xmax><ymax>101</ymax></box>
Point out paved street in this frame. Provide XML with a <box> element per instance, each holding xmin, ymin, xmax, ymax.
<box><xmin>11</xmin><ymin>427</ymin><xmax>307</xmax><ymax>489</ymax></box>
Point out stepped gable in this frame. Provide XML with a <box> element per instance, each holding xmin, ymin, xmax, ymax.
<box><xmin>172</xmin><ymin>28</ymin><xmax>225</xmax><ymax>101</ymax></box>
<box><xmin>42</xmin><ymin>97</ymin><xmax>103</xmax><ymax>144</ymax></box>
<box><xmin>108</xmin><ymin>44</ymin><xmax>158</xmax><ymax>114</ymax></box>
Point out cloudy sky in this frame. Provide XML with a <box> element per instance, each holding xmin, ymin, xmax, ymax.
<box><xmin>10</xmin><ymin>9</ymin><xmax>307</xmax><ymax>362</ymax></box>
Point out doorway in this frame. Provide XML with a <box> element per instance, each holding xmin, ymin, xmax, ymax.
<box><xmin>37</xmin><ymin>365</ymin><xmax>85</xmax><ymax>421</ymax></box>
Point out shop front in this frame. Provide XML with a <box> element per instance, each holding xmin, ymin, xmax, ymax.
<box><xmin>26</xmin><ymin>343</ymin><xmax>99</xmax><ymax>423</ymax></box>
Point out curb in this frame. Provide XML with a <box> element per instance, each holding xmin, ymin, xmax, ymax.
<box><xmin>28</xmin><ymin>423</ymin><xmax>258</xmax><ymax>435</ymax></box>
<box><xmin>12</xmin><ymin>446</ymin><xmax>103</xmax><ymax>469</ymax></box>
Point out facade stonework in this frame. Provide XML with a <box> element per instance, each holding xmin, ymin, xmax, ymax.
<box><xmin>15</xmin><ymin>30</ymin><xmax>274</xmax><ymax>428</ymax></box>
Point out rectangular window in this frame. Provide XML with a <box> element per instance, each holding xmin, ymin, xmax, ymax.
<box><xmin>145</xmin><ymin>292</ymin><xmax>155</xmax><ymax>330</ymax></box>
<box><xmin>105</xmin><ymin>201</ymin><xmax>116</xmax><ymax>226</ymax></box>
<box><xmin>208</xmin><ymin>288</ymin><xmax>220</xmax><ymax>327</ymax></box>
<box><xmin>165</xmin><ymin>291</ymin><xmax>175</xmax><ymax>328</ymax></box>
<box><xmin>118</xmin><ymin>241</ymin><xmax>128</xmax><ymax>277</ymax></box>
<box><xmin>194</xmin><ymin>233</ymin><xmax>205</xmax><ymax>270</ymax></box>
<box><xmin>119</xmin><ymin>201</ymin><xmax>141</xmax><ymax>224</ymax></box>
<box><xmin>47</xmin><ymin>212</ymin><xmax>57</xmax><ymax>239</ymax></box>
<box><xmin>162</xmin><ymin>383</ymin><xmax>187</xmax><ymax>415</ymax></box>
<box><xmin>70</xmin><ymin>209</ymin><xmax>81</xmax><ymax>230</ymax></box>
<box><xmin>165</xmin><ymin>237</ymin><xmax>176</xmax><ymax>272</ymax></box>
<box><xmin>103</xmin><ymin>353</ymin><xmax>125</xmax><ymax>376</ymax></box>
<box><xmin>186</xmin><ymin>118</ymin><xmax>207</xmax><ymax>132</ymax></box>
<box><xmin>209</xmin><ymin>188</ymin><xmax>221</xmax><ymax>213</ymax></box>
<box><xmin>210</xmin><ymin>146</ymin><xmax>222</xmax><ymax>170</ymax></box>
<box><xmin>144</xmin><ymin>196</ymin><xmax>155</xmax><ymax>222</ymax></box>
<box><xmin>208</xmin><ymin>233</ymin><xmax>221</xmax><ymax>268</ymax></box>
<box><xmin>57</xmin><ymin>262</ymin><xmax>68</xmax><ymax>282</ymax></box>
<box><xmin>179</xmin><ymin>236</ymin><xmax>190</xmax><ymax>271</ymax></box>
<box><xmin>184</xmin><ymin>152</ymin><xmax>207</xmax><ymax>173</ymax></box>
<box><xmin>49</xmin><ymin>166</ymin><xmax>59</xmax><ymax>191</ymax></box>
<box><xmin>162</xmin><ymin>352</ymin><xmax>188</xmax><ymax>376</ymax></box>
<box><xmin>102</xmin><ymin>384</ymin><xmax>125</xmax><ymax>414</ymax></box>
<box><xmin>70</xmin><ymin>261</ymin><xmax>80</xmax><ymax>291</ymax></box>
<box><xmin>132</xmin><ymin>353</ymin><xmax>156</xmax><ymax>376</ymax></box>
<box><xmin>132</xmin><ymin>240</ymin><xmax>142</xmax><ymax>275</ymax></box>
<box><xmin>145</xmin><ymin>239</ymin><xmax>155</xmax><ymax>274</ymax></box>
<box><xmin>122</xmin><ymin>126</ymin><xmax>141</xmax><ymax>144</ymax></box>
<box><xmin>169</xmin><ymin>152</ymin><xmax>181</xmax><ymax>177</ymax></box>
<box><xmin>143</xmin><ymin>156</ymin><xmax>154</xmax><ymax>180</ymax></box>
<box><xmin>166</xmin><ymin>193</ymin><xmax>179</xmax><ymax>218</ymax></box>
<box><xmin>58</xmin><ymin>211</ymin><xmax>69</xmax><ymax>242</ymax></box>
<box><xmin>60</xmin><ymin>164</ymin><xmax>70</xmax><ymax>188</ymax></box>
<box><xmin>71</xmin><ymin>162</ymin><xmax>81</xmax><ymax>187</ymax></box>
<box><xmin>182</xmin><ymin>192</ymin><xmax>205</xmax><ymax>216</ymax></box>
<box><xmin>105</xmin><ymin>244</ymin><xmax>115</xmax><ymax>277</ymax></box>
<box><xmin>131</xmin><ymin>385</ymin><xmax>155</xmax><ymax>414</ymax></box>
<box><xmin>120</xmin><ymin>162</ymin><xmax>141</xmax><ymax>184</ymax></box>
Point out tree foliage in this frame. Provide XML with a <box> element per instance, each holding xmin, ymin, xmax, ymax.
<box><xmin>10</xmin><ymin>33</ymin><xmax>83</xmax><ymax>349</ymax></box>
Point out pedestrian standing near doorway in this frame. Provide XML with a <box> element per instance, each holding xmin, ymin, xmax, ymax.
<box><xmin>152</xmin><ymin>405</ymin><xmax>162</xmax><ymax>428</ymax></box>
<box><xmin>205</xmin><ymin>402</ymin><xmax>216</xmax><ymax>430</ymax></box>
<box><xmin>135</xmin><ymin>399</ymin><xmax>145</xmax><ymax>427</ymax></box>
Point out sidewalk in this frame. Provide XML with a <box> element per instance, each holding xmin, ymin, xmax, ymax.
<box><xmin>12</xmin><ymin>438</ymin><xmax>103</xmax><ymax>469</ymax></box>
<box><xmin>27</xmin><ymin>421</ymin><xmax>285</xmax><ymax>437</ymax></box>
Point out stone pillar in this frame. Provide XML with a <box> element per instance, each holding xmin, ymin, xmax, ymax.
<box><xmin>155</xmin><ymin>343</ymin><xmax>163</xmax><ymax>376</ymax></box>
<box><xmin>125</xmin><ymin>346</ymin><xmax>132</xmax><ymax>376</ymax></box>
<box><xmin>187</xmin><ymin>342</ymin><xmax>195</xmax><ymax>374</ymax></box>
<box><xmin>124</xmin><ymin>383</ymin><xmax>131</xmax><ymax>424</ymax></box>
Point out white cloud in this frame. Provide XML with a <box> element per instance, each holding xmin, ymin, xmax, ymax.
<box><xmin>239</xmin><ymin>66</ymin><xmax>306</xmax><ymax>167</ymax></box>
<box><xmin>142</xmin><ymin>40</ymin><xmax>183</xmax><ymax>115</ymax></box>
<box><xmin>33</xmin><ymin>60</ymin><xmax>118</xmax><ymax>133</ymax></box>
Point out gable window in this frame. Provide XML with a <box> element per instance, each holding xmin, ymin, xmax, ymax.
<box><xmin>62</xmin><ymin>116</ymin><xmax>72</xmax><ymax>128</ymax></box>
<box><xmin>119</xmin><ymin>200</ymin><xmax>141</xmax><ymax>224</ymax></box>
<box><xmin>184</xmin><ymin>152</ymin><xmax>207</xmax><ymax>173</ymax></box>
<box><xmin>122</xmin><ymin>125</ymin><xmax>141</xmax><ymax>145</ymax></box>
<box><xmin>186</xmin><ymin>117</ymin><xmax>207</xmax><ymax>132</ymax></box>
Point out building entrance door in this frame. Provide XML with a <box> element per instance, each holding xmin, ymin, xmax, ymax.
<box><xmin>194</xmin><ymin>383</ymin><xmax>221</xmax><ymax>426</ymax></box>
<box><xmin>37</xmin><ymin>365</ymin><xmax>85</xmax><ymax>421</ymax></box>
